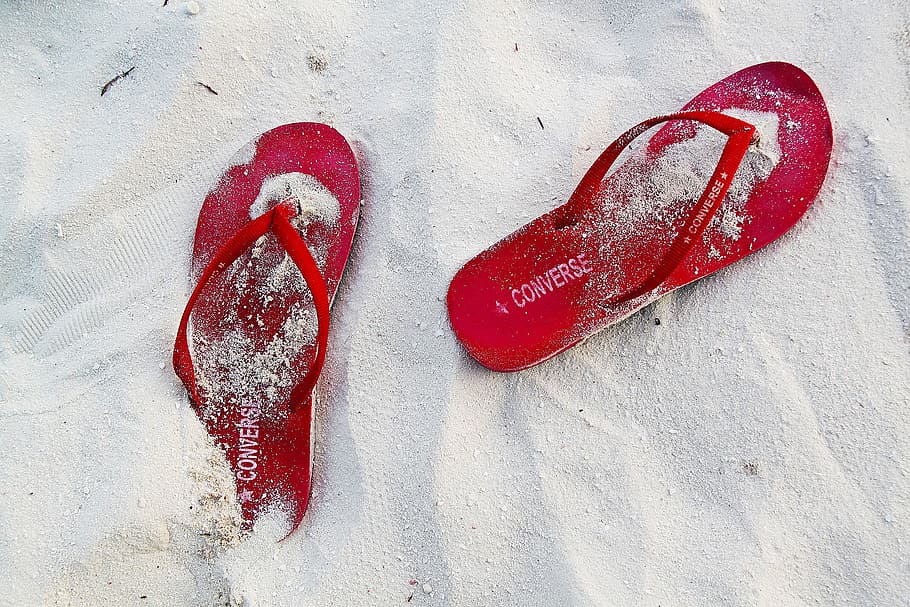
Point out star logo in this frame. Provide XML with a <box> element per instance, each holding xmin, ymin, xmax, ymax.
<box><xmin>495</xmin><ymin>300</ymin><xmax>509</xmax><ymax>314</ymax></box>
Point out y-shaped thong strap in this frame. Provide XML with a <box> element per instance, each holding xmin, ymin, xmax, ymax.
<box><xmin>566</xmin><ymin>111</ymin><xmax>756</xmax><ymax>308</ymax></box>
<box><xmin>173</xmin><ymin>200</ymin><xmax>330</xmax><ymax>413</ymax></box>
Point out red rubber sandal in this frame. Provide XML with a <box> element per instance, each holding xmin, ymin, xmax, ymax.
<box><xmin>447</xmin><ymin>62</ymin><xmax>832</xmax><ymax>372</ymax></box>
<box><xmin>173</xmin><ymin>123</ymin><xmax>360</xmax><ymax>534</ymax></box>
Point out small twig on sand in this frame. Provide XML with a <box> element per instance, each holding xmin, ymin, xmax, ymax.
<box><xmin>514</xmin><ymin>42</ymin><xmax>518</xmax><ymax>51</ymax></box>
<box><xmin>162</xmin><ymin>0</ymin><xmax>169</xmax><ymax>5</ymax></box>
<box><xmin>536</xmin><ymin>116</ymin><xmax>544</xmax><ymax>130</ymax></box>
<box><xmin>101</xmin><ymin>66</ymin><xmax>135</xmax><ymax>96</ymax></box>
<box><xmin>196</xmin><ymin>81</ymin><xmax>219</xmax><ymax>95</ymax></box>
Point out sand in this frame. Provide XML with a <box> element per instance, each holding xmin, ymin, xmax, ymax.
<box><xmin>1</xmin><ymin>1</ymin><xmax>908</xmax><ymax>605</ymax></box>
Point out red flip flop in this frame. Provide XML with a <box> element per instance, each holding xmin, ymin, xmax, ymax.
<box><xmin>173</xmin><ymin>123</ymin><xmax>360</xmax><ymax>534</ymax></box>
<box><xmin>447</xmin><ymin>62</ymin><xmax>832</xmax><ymax>372</ymax></box>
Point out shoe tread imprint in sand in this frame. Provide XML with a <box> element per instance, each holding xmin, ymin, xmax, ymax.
<box><xmin>9</xmin><ymin>192</ymin><xmax>188</xmax><ymax>358</ymax></box>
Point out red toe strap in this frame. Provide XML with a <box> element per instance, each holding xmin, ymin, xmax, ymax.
<box><xmin>566</xmin><ymin>111</ymin><xmax>755</xmax><ymax>308</ymax></box>
<box><xmin>173</xmin><ymin>200</ymin><xmax>330</xmax><ymax>413</ymax></box>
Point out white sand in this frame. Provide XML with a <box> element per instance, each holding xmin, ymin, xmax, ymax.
<box><xmin>1</xmin><ymin>1</ymin><xmax>909</xmax><ymax>605</ymax></box>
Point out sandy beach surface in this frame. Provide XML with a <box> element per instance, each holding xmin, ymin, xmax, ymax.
<box><xmin>1</xmin><ymin>1</ymin><xmax>908</xmax><ymax>605</ymax></box>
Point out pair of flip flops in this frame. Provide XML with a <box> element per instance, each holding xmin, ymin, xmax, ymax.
<box><xmin>174</xmin><ymin>62</ymin><xmax>832</xmax><ymax>534</ymax></box>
